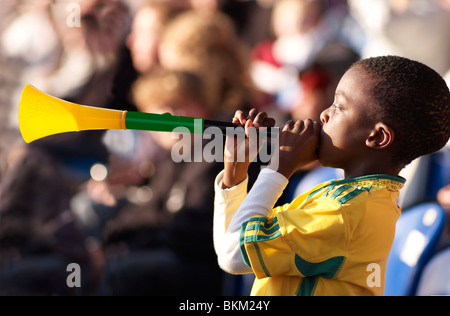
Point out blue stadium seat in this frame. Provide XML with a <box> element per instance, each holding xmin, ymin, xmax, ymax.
<box><xmin>385</xmin><ymin>202</ymin><xmax>446</xmax><ymax>296</ymax></box>
<box><xmin>398</xmin><ymin>144</ymin><xmax>450</xmax><ymax>210</ymax></box>
<box><xmin>415</xmin><ymin>247</ymin><xmax>450</xmax><ymax>296</ymax></box>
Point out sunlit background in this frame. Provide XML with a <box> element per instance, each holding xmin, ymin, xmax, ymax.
<box><xmin>0</xmin><ymin>0</ymin><xmax>449</xmax><ymax>296</ymax></box>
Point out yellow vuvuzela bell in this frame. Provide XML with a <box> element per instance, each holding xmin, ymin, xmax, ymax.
<box><xmin>19</xmin><ymin>84</ymin><xmax>126</xmax><ymax>143</ymax></box>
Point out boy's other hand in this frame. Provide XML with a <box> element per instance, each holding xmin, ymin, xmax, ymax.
<box><xmin>270</xmin><ymin>119</ymin><xmax>321</xmax><ymax>179</ymax></box>
<box><xmin>222</xmin><ymin>108</ymin><xmax>275</xmax><ymax>189</ymax></box>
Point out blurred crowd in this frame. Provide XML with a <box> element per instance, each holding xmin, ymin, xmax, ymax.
<box><xmin>0</xmin><ymin>0</ymin><xmax>449</xmax><ymax>296</ymax></box>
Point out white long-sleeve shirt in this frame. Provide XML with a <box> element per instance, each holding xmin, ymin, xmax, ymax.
<box><xmin>213</xmin><ymin>168</ymin><xmax>289</xmax><ymax>275</ymax></box>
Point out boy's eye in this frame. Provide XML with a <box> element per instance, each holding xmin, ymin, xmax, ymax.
<box><xmin>333</xmin><ymin>103</ymin><xmax>341</xmax><ymax>111</ymax></box>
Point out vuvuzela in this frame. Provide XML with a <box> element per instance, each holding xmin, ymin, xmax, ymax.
<box><xmin>18</xmin><ymin>84</ymin><xmax>277</xmax><ymax>143</ymax></box>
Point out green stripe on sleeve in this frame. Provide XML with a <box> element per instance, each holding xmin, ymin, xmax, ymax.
<box><xmin>244</xmin><ymin>231</ymin><xmax>282</xmax><ymax>243</ymax></box>
<box><xmin>240</xmin><ymin>220</ymin><xmax>252</xmax><ymax>268</ymax></box>
<box><xmin>245</xmin><ymin>223</ymin><xmax>280</xmax><ymax>236</ymax></box>
<box><xmin>254</xmin><ymin>242</ymin><xmax>271</xmax><ymax>277</ymax></box>
<box><xmin>240</xmin><ymin>217</ymin><xmax>282</xmax><ymax>272</ymax></box>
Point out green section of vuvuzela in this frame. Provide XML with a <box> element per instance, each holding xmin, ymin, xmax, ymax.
<box><xmin>125</xmin><ymin>111</ymin><xmax>204</xmax><ymax>134</ymax></box>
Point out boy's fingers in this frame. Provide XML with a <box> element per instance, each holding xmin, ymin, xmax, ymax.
<box><xmin>263</xmin><ymin>117</ymin><xmax>276</xmax><ymax>128</ymax></box>
<box><xmin>245</xmin><ymin>119</ymin><xmax>256</xmax><ymax>138</ymax></box>
<box><xmin>293</xmin><ymin>120</ymin><xmax>304</xmax><ymax>133</ymax></box>
<box><xmin>234</xmin><ymin>108</ymin><xmax>276</xmax><ymax>130</ymax></box>
<box><xmin>244</xmin><ymin>119</ymin><xmax>251</xmax><ymax>137</ymax></box>
<box><xmin>282</xmin><ymin>120</ymin><xmax>294</xmax><ymax>131</ymax></box>
<box><xmin>233</xmin><ymin>110</ymin><xmax>247</xmax><ymax>125</ymax></box>
<box><xmin>281</xmin><ymin>119</ymin><xmax>319</xmax><ymax>137</ymax></box>
<box><xmin>253</xmin><ymin>112</ymin><xmax>267</xmax><ymax>128</ymax></box>
<box><xmin>304</xmin><ymin>119</ymin><xmax>313</xmax><ymax>129</ymax></box>
<box><xmin>233</xmin><ymin>108</ymin><xmax>259</xmax><ymax>126</ymax></box>
<box><xmin>305</xmin><ymin>119</ymin><xmax>318</xmax><ymax>135</ymax></box>
<box><xmin>244</xmin><ymin>108</ymin><xmax>257</xmax><ymax>123</ymax></box>
<box><xmin>252</xmin><ymin>111</ymin><xmax>276</xmax><ymax>129</ymax></box>
<box><xmin>248</xmin><ymin>108</ymin><xmax>259</xmax><ymax>119</ymax></box>
<box><xmin>305</xmin><ymin>120</ymin><xmax>321</xmax><ymax>139</ymax></box>
<box><xmin>283</xmin><ymin>120</ymin><xmax>305</xmax><ymax>133</ymax></box>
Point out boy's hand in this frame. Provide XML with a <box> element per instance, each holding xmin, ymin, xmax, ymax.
<box><xmin>270</xmin><ymin>119</ymin><xmax>321</xmax><ymax>179</ymax></box>
<box><xmin>222</xmin><ymin>108</ymin><xmax>275</xmax><ymax>189</ymax></box>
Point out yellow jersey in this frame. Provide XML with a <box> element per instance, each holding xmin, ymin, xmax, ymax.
<box><xmin>240</xmin><ymin>174</ymin><xmax>405</xmax><ymax>296</ymax></box>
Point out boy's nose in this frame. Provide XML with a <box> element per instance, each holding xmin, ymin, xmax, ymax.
<box><xmin>320</xmin><ymin>108</ymin><xmax>329</xmax><ymax>124</ymax></box>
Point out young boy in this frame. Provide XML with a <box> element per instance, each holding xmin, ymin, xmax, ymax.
<box><xmin>213</xmin><ymin>55</ymin><xmax>450</xmax><ymax>296</ymax></box>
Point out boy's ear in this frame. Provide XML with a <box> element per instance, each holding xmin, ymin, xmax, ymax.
<box><xmin>366</xmin><ymin>123</ymin><xmax>395</xmax><ymax>149</ymax></box>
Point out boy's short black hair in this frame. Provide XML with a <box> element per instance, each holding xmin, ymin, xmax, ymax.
<box><xmin>352</xmin><ymin>55</ymin><xmax>450</xmax><ymax>167</ymax></box>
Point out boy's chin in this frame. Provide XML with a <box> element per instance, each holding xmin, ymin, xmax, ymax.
<box><xmin>316</xmin><ymin>146</ymin><xmax>325</xmax><ymax>165</ymax></box>
<box><xmin>316</xmin><ymin>148</ymin><xmax>332</xmax><ymax>168</ymax></box>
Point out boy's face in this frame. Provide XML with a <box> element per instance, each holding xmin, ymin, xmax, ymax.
<box><xmin>318</xmin><ymin>66</ymin><xmax>379</xmax><ymax>170</ymax></box>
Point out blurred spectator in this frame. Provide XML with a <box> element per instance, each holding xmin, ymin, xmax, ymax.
<box><xmin>385</xmin><ymin>0</ymin><xmax>450</xmax><ymax>76</ymax></box>
<box><xmin>0</xmin><ymin>144</ymin><xmax>100</xmax><ymax>295</ymax></box>
<box><xmin>290</xmin><ymin>41</ymin><xmax>359</xmax><ymax>123</ymax></box>
<box><xmin>188</xmin><ymin>0</ymin><xmax>224</xmax><ymax>14</ymax></box>
<box><xmin>0</xmin><ymin>0</ymin><xmax>132</xmax><ymax>296</ymax></box>
<box><xmin>0</xmin><ymin>0</ymin><xmax>132</xmax><ymax>173</ymax></box>
<box><xmin>32</xmin><ymin>0</ymin><xmax>132</xmax><ymax>184</ymax></box>
<box><xmin>250</xmin><ymin>0</ymin><xmax>361</xmax><ymax>113</ymax></box>
<box><xmin>187</xmin><ymin>0</ymin><xmax>276</xmax><ymax>50</ymax></box>
<box><xmin>0</xmin><ymin>0</ymin><xmax>60</xmax><ymax>134</ymax></box>
<box><xmin>348</xmin><ymin>0</ymin><xmax>402</xmax><ymax>58</ymax></box>
<box><xmin>50</xmin><ymin>0</ymin><xmax>131</xmax><ymax>105</ymax></box>
<box><xmin>126</xmin><ymin>1</ymin><xmax>182</xmax><ymax>75</ymax></box>
<box><xmin>71</xmin><ymin>10</ymin><xmax>258</xmax><ymax>296</ymax></box>
<box><xmin>90</xmin><ymin>69</ymin><xmax>225</xmax><ymax>295</ymax></box>
<box><xmin>271</xmin><ymin>0</ymin><xmax>330</xmax><ymax>69</ymax></box>
<box><xmin>100</xmin><ymin>7</ymin><xmax>252</xmax><ymax>190</ymax></box>
<box><xmin>0</xmin><ymin>0</ymin><xmax>131</xmax><ymax>127</ymax></box>
<box><xmin>158</xmin><ymin>10</ymin><xmax>254</xmax><ymax>115</ymax></box>
<box><xmin>440</xmin><ymin>0</ymin><xmax>450</xmax><ymax>10</ymax></box>
<box><xmin>349</xmin><ymin>0</ymin><xmax>450</xmax><ymax>75</ymax></box>
<box><xmin>223</xmin><ymin>0</ymin><xmax>276</xmax><ymax>48</ymax></box>
<box><xmin>95</xmin><ymin>1</ymin><xmax>183</xmax><ymax>187</ymax></box>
